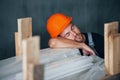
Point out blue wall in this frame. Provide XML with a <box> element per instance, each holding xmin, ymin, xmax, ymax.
<box><xmin>0</xmin><ymin>0</ymin><xmax>120</xmax><ymax>60</ymax></box>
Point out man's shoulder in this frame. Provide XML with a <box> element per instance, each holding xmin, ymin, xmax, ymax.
<box><xmin>91</xmin><ymin>32</ymin><xmax>103</xmax><ymax>37</ymax></box>
<box><xmin>90</xmin><ymin>32</ymin><xmax>104</xmax><ymax>43</ymax></box>
<box><xmin>83</xmin><ymin>32</ymin><xmax>103</xmax><ymax>37</ymax></box>
<box><xmin>83</xmin><ymin>32</ymin><xmax>104</xmax><ymax>41</ymax></box>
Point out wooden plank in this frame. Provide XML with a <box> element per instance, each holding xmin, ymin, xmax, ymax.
<box><xmin>22</xmin><ymin>36</ymin><xmax>43</xmax><ymax>80</ymax></box>
<box><xmin>101</xmin><ymin>75</ymin><xmax>111</xmax><ymax>80</ymax></box>
<box><xmin>113</xmin><ymin>34</ymin><xmax>120</xmax><ymax>74</ymax></box>
<box><xmin>15</xmin><ymin>32</ymin><xmax>20</xmax><ymax>56</ymax></box>
<box><xmin>17</xmin><ymin>17</ymin><xmax>32</xmax><ymax>56</ymax></box>
<box><xmin>29</xmin><ymin>64</ymin><xmax>44</xmax><ymax>80</ymax></box>
<box><xmin>101</xmin><ymin>73</ymin><xmax>120</xmax><ymax>80</ymax></box>
<box><xmin>109</xmin><ymin>34</ymin><xmax>114</xmax><ymax>75</ymax></box>
<box><xmin>104</xmin><ymin>21</ymin><xmax>118</xmax><ymax>75</ymax></box>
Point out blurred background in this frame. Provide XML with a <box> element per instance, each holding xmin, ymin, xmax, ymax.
<box><xmin>0</xmin><ymin>0</ymin><xmax>120</xmax><ymax>60</ymax></box>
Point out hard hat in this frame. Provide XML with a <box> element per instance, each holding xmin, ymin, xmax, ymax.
<box><xmin>46</xmin><ymin>13</ymin><xmax>72</xmax><ymax>38</ymax></box>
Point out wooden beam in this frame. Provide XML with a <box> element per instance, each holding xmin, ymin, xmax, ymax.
<box><xmin>104</xmin><ymin>21</ymin><xmax>118</xmax><ymax>75</ymax></box>
<box><xmin>113</xmin><ymin>34</ymin><xmax>120</xmax><ymax>74</ymax></box>
<box><xmin>29</xmin><ymin>64</ymin><xmax>44</xmax><ymax>80</ymax></box>
<box><xmin>101</xmin><ymin>75</ymin><xmax>111</xmax><ymax>80</ymax></box>
<box><xmin>22</xmin><ymin>36</ymin><xmax>44</xmax><ymax>80</ymax></box>
<box><xmin>15</xmin><ymin>32</ymin><xmax>20</xmax><ymax>56</ymax></box>
<box><xmin>108</xmin><ymin>34</ymin><xmax>120</xmax><ymax>75</ymax></box>
<box><xmin>16</xmin><ymin>17</ymin><xmax>32</xmax><ymax>56</ymax></box>
<box><xmin>108</xmin><ymin>33</ymin><xmax>115</xmax><ymax>75</ymax></box>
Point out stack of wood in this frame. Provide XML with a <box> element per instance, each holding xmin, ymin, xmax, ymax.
<box><xmin>15</xmin><ymin>18</ymin><xmax>32</xmax><ymax>56</ymax></box>
<box><xmin>15</xmin><ymin>18</ymin><xmax>44</xmax><ymax>80</ymax></box>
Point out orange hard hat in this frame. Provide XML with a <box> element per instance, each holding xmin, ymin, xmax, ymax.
<box><xmin>46</xmin><ymin>13</ymin><xmax>72</xmax><ymax>38</ymax></box>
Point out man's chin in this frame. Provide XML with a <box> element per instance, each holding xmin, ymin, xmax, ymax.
<box><xmin>74</xmin><ymin>33</ymin><xmax>85</xmax><ymax>43</ymax></box>
<box><xmin>75</xmin><ymin>39</ymin><xmax>83</xmax><ymax>43</ymax></box>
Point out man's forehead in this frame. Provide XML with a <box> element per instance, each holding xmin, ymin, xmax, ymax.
<box><xmin>61</xmin><ymin>24</ymin><xmax>71</xmax><ymax>35</ymax></box>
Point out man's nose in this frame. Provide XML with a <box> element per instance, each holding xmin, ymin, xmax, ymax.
<box><xmin>70</xmin><ymin>31</ymin><xmax>77</xmax><ymax>36</ymax></box>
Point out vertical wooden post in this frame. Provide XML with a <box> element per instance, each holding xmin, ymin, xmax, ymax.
<box><xmin>15</xmin><ymin>32</ymin><xmax>19</xmax><ymax>56</ymax></box>
<box><xmin>102</xmin><ymin>34</ymin><xmax>120</xmax><ymax>79</ymax></box>
<box><xmin>108</xmin><ymin>33</ymin><xmax>114</xmax><ymax>75</ymax></box>
<box><xmin>15</xmin><ymin>17</ymin><xmax>32</xmax><ymax>56</ymax></box>
<box><xmin>22</xmin><ymin>36</ymin><xmax>44</xmax><ymax>80</ymax></box>
<box><xmin>104</xmin><ymin>21</ymin><xmax>119</xmax><ymax>75</ymax></box>
<box><xmin>113</xmin><ymin>34</ymin><xmax>120</xmax><ymax>74</ymax></box>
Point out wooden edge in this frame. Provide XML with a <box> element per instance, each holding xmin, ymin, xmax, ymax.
<box><xmin>15</xmin><ymin>32</ymin><xmax>20</xmax><ymax>56</ymax></box>
<box><xmin>108</xmin><ymin>33</ymin><xmax>114</xmax><ymax>75</ymax></box>
<box><xmin>101</xmin><ymin>75</ymin><xmax>111</xmax><ymax>80</ymax></box>
<box><xmin>17</xmin><ymin>17</ymin><xmax>32</xmax><ymax>39</ymax></box>
<box><xmin>113</xmin><ymin>34</ymin><xmax>120</xmax><ymax>74</ymax></box>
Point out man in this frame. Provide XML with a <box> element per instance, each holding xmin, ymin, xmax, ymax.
<box><xmin>46</xmin><ymin>13</ymin><xmax>104</xmax><ymax>58</ymax></box>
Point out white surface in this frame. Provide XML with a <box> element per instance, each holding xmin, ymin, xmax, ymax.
<box><xmin>0</xmin><ymin>48</ymin><xmax>105</xmax><ymax>80</ymax></box>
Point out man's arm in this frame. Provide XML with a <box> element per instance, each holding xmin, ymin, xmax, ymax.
<box><xmin>48</xmin><ymin>37</ymin><xmax>95</xmax><ymax>55</ymax></box>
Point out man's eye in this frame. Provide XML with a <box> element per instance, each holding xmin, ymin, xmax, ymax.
<box><xmin>71</xmin><ymin>25</ymin><xmax>75</xmax><ymax>30</ymax></box>
<box><xmin>65</xmin><ymin>33</ymin><xmax>70</xmax><ymax>37</ymax></box>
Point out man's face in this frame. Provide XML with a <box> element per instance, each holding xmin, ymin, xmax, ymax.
<box><xmin>60</xmin><ymin>23</ymin><xmax>85</xmax><ymax>42</ymax></box>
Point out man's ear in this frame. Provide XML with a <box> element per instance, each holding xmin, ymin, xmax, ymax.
<box><xmin>58</xmin><ymin>35</ymin><xmax>61</xmax><ymax>37</ymax></box>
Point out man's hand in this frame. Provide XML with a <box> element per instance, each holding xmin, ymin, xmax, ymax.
<box><xmin>81</xmin><ymin>43</ymin><xmax>95</xmax><ymax>55</ymax></box>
